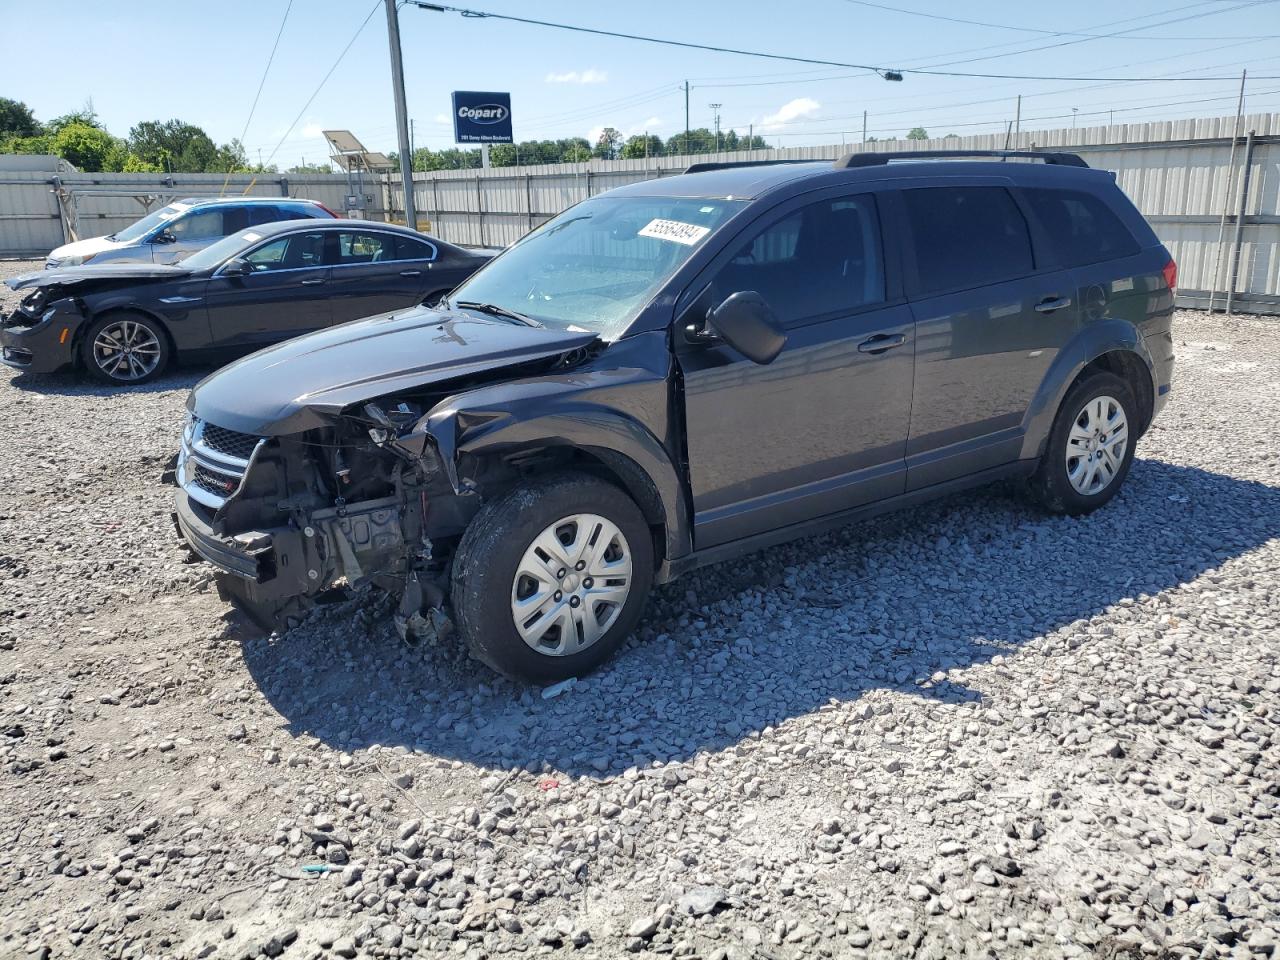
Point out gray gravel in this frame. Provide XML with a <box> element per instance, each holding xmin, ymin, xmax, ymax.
<box><xmin>1</xmin><ymin>254</ymin><xmax>1278</xmax><ymax>959</ymax></box>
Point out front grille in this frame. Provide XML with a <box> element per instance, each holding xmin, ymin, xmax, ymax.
<box><xmin>201</xmin><ymin>422</ymin><xmax>262</xmax><ymax>461</ymax></box>
<box><xmin>180</xmin><ymin>416</ymin><xmax>264</xmax><ymax>509</ymax></box>
<box><xmin>192</xmin><ymin>463</ymin><xmax>242</xmax><ymax>499</ymax></box>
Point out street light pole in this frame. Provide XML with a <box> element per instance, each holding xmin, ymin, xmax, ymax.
<box><xmin>385</xmin><ymin>0</ymin><xmax>418</xmax><ymax>230</ymax></box>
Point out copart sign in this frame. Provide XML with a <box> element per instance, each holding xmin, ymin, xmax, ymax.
<box><xmin>452</xmin><ymin>91</ymin><xmax>513</xmax><ymax>144</ymax></box>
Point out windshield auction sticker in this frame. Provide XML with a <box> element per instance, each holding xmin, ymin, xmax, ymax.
<box><xmin>638</xmin><ymin>218</ymin><xmax>711</xmax><ymax>245</ymax></box>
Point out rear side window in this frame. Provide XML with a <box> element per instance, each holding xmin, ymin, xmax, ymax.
<box><xmin>903</xmin><ymin>186</ymin><xmax>1033</xmax><ymax>295</ymax></box>
<box><xmin>1022</xmin><ymin>188</ymin><xmax>1140</xmax><ymax>267</ymax></box>
<box><xmin>247</xmin><ymin>206</ymin><xmax>279</xmax><ymax>227</ymax></box>
<box><xmin>277</xmin><ymin>204</ymin><xmax>317</xmax><ymax>222</ymax></box>
<box><xmin>711</xmin><ymin>194</ymin><xmax>885</xmax><ymax>326</ymax></box>
<box><xmin>335</xmin><ymin>231</ymin><xmax>389</xmax><ymax>265</ymax></box>
<box><xmin>394</xmin><ymin>235</ymin><xmax>436</xmax><ymax>261</ymax></box>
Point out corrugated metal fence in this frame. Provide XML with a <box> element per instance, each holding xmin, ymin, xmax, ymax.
<box><xmin>388</xmin><ymin>112</ymin><xmax>1280</xmax><ymax>314</ymax></box>
<box><xmin>0</xmin><ymin>170</ymin><xmax>374</xmax><ymax>257</ymax></box>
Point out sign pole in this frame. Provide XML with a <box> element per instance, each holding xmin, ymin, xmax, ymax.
<box><xmin>384</xmin><ymin>0</ymin><xmax>418</xmax><ymax>230</ymax></box>
<box><xmin>482</xmin><ymin>144</ymin><xmax>491</xmax><ymax>169</ymax></box>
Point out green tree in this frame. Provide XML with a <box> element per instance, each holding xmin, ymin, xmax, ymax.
<box><xmin>906</xmin><ymin>127</ymin><xmax>929</xmax><ymax>140</ymax></box>
<box><xmin>47</xmin><ymin>107</ymin><xmax>101</xmax><ymax>133</ymax></box>
<box><xmin>592</xmin><ymin>127</ymin><xmax>622</xmax><ymax>160</ymax></box>
<box><xmin>666</xmin><ymin>127</ymin><xmax>716</xmax><ymax>155</ymax></box>
<box><xmin>619</xmin><ymin>134</ymin><xmax>664</xmax><ymax>159</ymax></box>
<box><xmin>3</xmin><ymin>133</ymin><xmax>53</xmax><ymax>155</ymax></box>
<box><xmin>128</xmin><ymin>119</ymin><xmax>222</xmax><ymax>172</ymax></box>
<box><xmin>0</xmin><ymin>98</ymin><xmax>41</xmax><ymax>137</ymax></box>
<box><xmin>288</xmin><ymin>161</ymin><xmax>334</xmax><ymax>174</ymax></box>
<box><xmin>51</xmin><ymin>122</ymin><xmax>119</xmax><ymax>171</ymax></box>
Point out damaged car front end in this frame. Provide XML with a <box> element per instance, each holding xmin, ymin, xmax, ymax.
<box><xmin>172</xmin><ymin>309</ymin><xmax>609</xmax><ymax>639</ymax></box>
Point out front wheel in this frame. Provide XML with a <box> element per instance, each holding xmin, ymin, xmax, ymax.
<box><xmin>451</xmin><ymin>474</ymin><xmax>653</xmax><ymax>683</ymax></box>
<box><xmin>1028</xmin><ymin>371</ymin><xmax>1138</xmax><ymax>515</ymax></box>
<box><xmin>81</xmin><ymin>312</ymin><xmax>171</xmax><ymax>385</ymax></box>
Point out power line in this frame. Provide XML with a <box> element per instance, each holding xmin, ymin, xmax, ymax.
<box><xmin>256</xmin><ymin>0</ymin><xmax>382</xmax><ymax>173</ymax></box>
<box><xmin>838</xmin><ymin>0</ymin><xmax>1280</xmax><ymax>41</ymax></box>
<box><xmin>406</xmin><ymin>1</ymin><xmax>1280</xmax><ymax>82</ymax></box>
<box><xmin>220</xmin><ymin>0</ymin><xmax>293</xmax><ymax>195</ymax></box>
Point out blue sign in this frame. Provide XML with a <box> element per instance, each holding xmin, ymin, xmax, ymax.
<box><xmin>452</xmin><ymin>91</ymin><xmax>513</xmax><ymax>144</ymax></box>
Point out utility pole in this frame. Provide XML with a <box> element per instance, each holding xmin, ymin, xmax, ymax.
<box><xmin>1072</xmin><ymin>107</ymin><xmax>1078</xmax><ymax>130</ymax></box>
<box><xmin>748</xmin><ymin>123</ymin><xmax>753</xmax><ymax>150</ymax></box>
<box><xmin>410</xmin><ymin>118</ymin><xmax>416</xmax><ymax>159</ymax></box>
<box><xmin>709</xmin><ymin>103</ymin><xmax>722</xmax><ymax>152</ymax></box>
<box><xmin>384</xmin><ymin>0</ymin><xmax>417</xmax><ymax>229</ymax></box>
<box><xmin>1014</xmin><ymin>95</ymin><xmax>1021</xmax><ymax>144</ymax></box>
<box><xmin>862</xmin><ymin>110</ymin><xmax>867</xmax><ymax>143</ymax></box>
<box><xmin>684</xmin><ymin>81</ymin><xmax>691</xmax><ymax>156</ymax></box>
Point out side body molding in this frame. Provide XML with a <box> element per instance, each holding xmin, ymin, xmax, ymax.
<box><xmin>1019</xmin><ymin>317</ymin><xmax>1158</xmax><ymax>461</ymax></box>
<box><xmin>416</xmin><ymin>331</ymin><xmax>692</xmax><ymax>562</ymax></box>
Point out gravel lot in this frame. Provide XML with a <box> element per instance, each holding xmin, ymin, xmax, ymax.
<box><xmin>1</xmin><ymin>255</ymin><xmax>1278</xmax><ymax>960</ymax></box>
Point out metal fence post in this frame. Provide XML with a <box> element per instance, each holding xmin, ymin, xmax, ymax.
<box><xmin>476</xmin><ymin>174</ymin><xmax>485</xmax><ymax>248</ymax></box>
<box><xmin>526</xmin><ymin>174</ymin><xmax>534</xmax><ymax>233</ymax></box>
<box><xmin>431</xmin><ymin>177</ymin><xmax>441</xmax><ymax>240</ymax></box>
<box><xmin>1226</xmin><ymin>130</ymin><xmax>1257</xmax><ymax>316</ymax></box>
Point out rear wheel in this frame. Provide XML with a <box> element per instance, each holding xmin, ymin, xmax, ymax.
<box><xmin>451</xmin><ymin>474</ymin><xmax>653</xmax><ymax>683</ymax></box>
<box><xmin>81</xmin><ymin>312</ymin><xmax>171</xmax><ymax>385</ymax></box>
<box><xmin>1028</xmin><ymin>371</ymin><xmax>1137</xmax><ymax>515</ymax></box>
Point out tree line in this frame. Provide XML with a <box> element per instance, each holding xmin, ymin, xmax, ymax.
<box><xmin>2</xmin><ymin>96</ymin><xmax>948</xmax><ymax>176</ymax></box>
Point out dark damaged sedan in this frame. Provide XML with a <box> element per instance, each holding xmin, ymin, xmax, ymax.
<box><xmin>173</xmin><ymin>152</ymin><xmax>1176</xmax><ymax>682</ymax></box>
<box><xmin>2</xmin><ymin>219</ymin><xmax>492</xmax><ymax>385</ymax></box>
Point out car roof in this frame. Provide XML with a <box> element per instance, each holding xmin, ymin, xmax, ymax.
<box><xmin>175</xmin><ymin>196</ymin><xmax>323</xmax><ymax>207</ymax></box>
<box><xmin>233</xmin><ymin>218</ymin><xmax>443</xmax><ymax>241</ymax></box>
<box><xmin>609</xmin><ymin>157</ymin><xmax>1111</xmax><ymax>201</ymax></box>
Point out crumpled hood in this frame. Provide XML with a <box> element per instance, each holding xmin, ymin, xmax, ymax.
<box><xmin>47</xmin><ymin>235</ymin><xmax>120</xmax><ymax>263</ymax></box>
<box><xmin>189</xmin><ymin>306</ymin><xmax>600</xmax><ymax>436</ymax></box>
<box><xmin>6</xmin><ymin>263</ymin><xmax>191</xmax><ymax>291</ymax></box>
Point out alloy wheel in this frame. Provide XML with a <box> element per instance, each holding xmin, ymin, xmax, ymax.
<box><xmin>1065</xmin><ymin>394</ymin><xmax>1129</xmax><ymax>496</ymax></box>
<box><xmin>92</xmin><ymin>319</ymin><xmax>162</xmax><ymax>382</ymax></box>
<box><xmin>510</xmin><ymin>513</ymin><xmax>633</xmax><ymax>656</ymax></box>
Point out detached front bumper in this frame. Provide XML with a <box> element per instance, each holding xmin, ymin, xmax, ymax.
<box><xmin>0</xmin><ymin>301</ymin><xmax>85</xmax><ymax>374</ymax></box>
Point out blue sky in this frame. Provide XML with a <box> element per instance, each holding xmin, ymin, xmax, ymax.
<box><xmin>5</xmin><ymin>0</ymin><xmax>1280</xmax><ymax>168</ymax></box>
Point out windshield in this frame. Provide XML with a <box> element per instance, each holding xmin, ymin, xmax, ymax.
<box><xmin>111</xmin><ymin>203</ymin><xmax>186</xmax><ymax>243</ymax></box>
<box><xmin>178</xmin><ymin>228</ymin><xmax>266</xmax><ymax>272</ymax></box>
<box><xmin>447</xmin><ymin>195</ymin><xmax>745</xmax><ymax>338</ymax></box>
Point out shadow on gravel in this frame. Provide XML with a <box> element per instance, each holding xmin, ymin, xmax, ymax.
<box><xmin>5</xmin><ymin>366</ymin><xmax>207</xmax><ymax>396</ymax></box>
<box><xmin>240</xmin><ymin>457</ymin><xmax>1280</xmax><ymax>778</ymax></box>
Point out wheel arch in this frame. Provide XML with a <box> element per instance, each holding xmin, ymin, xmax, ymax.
<box><xmin>1021</xmin><ymin>318</ymin><xmax>1158</xmax><ymax>461</ymax></box>
<box><xmin>74</xmin><ymin>304</ymin><xmax>178</xmax><ymax>368</ymax></box>
<box><xmin>427</xmin><ymin>406</ymin><xmax>691</xmax><ymax>565</ymax></box>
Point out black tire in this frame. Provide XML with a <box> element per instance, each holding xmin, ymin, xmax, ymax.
<box><xmin>80</xmin><ymin>312</ymin><xmax>171</xmax><ymax>385</ymax></box>
<box><xmin>451</xmin><ymin>473</ymin><xmax>654</xmax><ymax>683</ymax></box>
<box><xmin>1028</xmin><ymin>371</ymin><xmax>1138</xmax><ymax>516</ymax></box>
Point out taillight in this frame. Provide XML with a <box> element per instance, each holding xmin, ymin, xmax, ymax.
<box><xmin>1161</xmin><ymin>258</ymin><xmax>1177</xmax><ymax>294</ymax></box>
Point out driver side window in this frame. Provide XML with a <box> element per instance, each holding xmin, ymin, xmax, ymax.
<box><xmin>243</xmin><ymin>232</ymin><xmax>327</xmax><ymax>272</ymax></box>
<box><xmin>710</xmin><ymin>194</ymin><xmax>885</xmax><ymax>328</ymax></box>
<box><xmin>167</xmin><ymin>209</ymin><xmax>223</xmax><ymax>241</ymax></box>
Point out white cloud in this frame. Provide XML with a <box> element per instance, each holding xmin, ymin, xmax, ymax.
<box><xmin>301</xmin><ymin>122</ymin><xmax>325</xmax><ymax>139</ymax></box>
<box><xmin>545</xmin><ymin>68</ymin><xmax>608</xmax><ymax>84</ymax></box>
<box><xmin>759</xmin><ymin>97</ymin><xmax>820</xmax><ymax>131</ymax></box>
<box><xmin>433</xmin><ymin>113</ymin><xmax>450</xmax><ymax>125</ymax></box>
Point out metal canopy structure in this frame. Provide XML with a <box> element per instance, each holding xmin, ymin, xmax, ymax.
<box><xmin>322</xmin><ymin>130</ymin><xmax>394</xmax><ymax>218</ymax></box>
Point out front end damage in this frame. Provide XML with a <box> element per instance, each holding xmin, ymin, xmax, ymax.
<box><xmin>170</xmin><ymin>333</ymin><xmax>613</xmax><ymax>638</ymax></box>
<box><xmin>173</xmin><ymin>399</ymin><xmax>478</xmax><ymax>639</ymax></box>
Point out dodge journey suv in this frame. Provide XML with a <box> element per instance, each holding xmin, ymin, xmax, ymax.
<box><xmin>173</xmin><ymin>150</ymin><xmax>1176</xmax><ymax>683</ymax></box>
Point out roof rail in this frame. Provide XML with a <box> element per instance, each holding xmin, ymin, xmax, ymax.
<box><xmin>832</xmin><ymin>150</ymin><xmax>1089</xmax><ymax>169</ymax></box>
<box><xmin>684</xmin><ymin>158</ymin><xmax>834</xmax><ymax>174</ymax></box>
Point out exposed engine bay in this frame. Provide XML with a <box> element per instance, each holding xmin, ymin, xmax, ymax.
<box><xmin>172</xmin><ymin>345</ymin><xmax>603</xmax><ymax>640</ymax></box>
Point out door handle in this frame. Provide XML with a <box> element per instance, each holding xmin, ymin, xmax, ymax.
<box><xmin>399</xmin><ymin>269</ymin><xmax>422</xmax><ymax>277</ymax></box>
<box><xmin>1034</xmin><ymin>295</ymin><xmax>1072</xmax><ymax>313</ymax></box>
<box><xmin>300</xmin><ymin>277</ymin><xmax>326</xmax><ymax>286</ymax></box>
<box><xmin>857</xmin><ymin>333</ymin><xmax>907</xmax><ymax>354</ymax></box>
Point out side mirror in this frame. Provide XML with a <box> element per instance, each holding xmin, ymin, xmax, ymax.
<box><xmin>221</xmin><ymin>257</ymin><xmax>252</xmax><ymax>277</ymax></box>
<box><xmin>154</xmin><ymin>230</ymin><xmax>176</xmax><ymax>244</ymax></box>
<box><xmin>698</xmin><ymin>291</ymin><xmax>787</xmax><ymax>365</ymax></box>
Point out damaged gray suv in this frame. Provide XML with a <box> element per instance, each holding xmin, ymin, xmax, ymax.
<box><xmin>173</xmin><ymin>150</ymin><xmax>1176</xmax><ymax>682</ymax></box>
